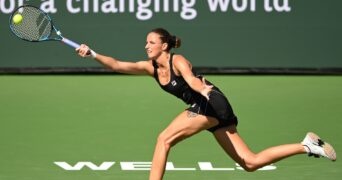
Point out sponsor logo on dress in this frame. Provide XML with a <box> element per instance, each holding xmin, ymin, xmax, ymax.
<box><xmin>171</xmin><ymin>80</ymin><xmax>177</xmax><ymax>86</ymax></box>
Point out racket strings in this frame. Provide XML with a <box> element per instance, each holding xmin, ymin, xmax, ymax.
<box><xmin>10</xmin><ymin>6</ymin><xmax>52</xmax><ymax>41</ymax></box>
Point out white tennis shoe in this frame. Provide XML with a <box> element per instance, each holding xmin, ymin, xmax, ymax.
<box><xmin>302</xmin><ymin>132</ymin><xmax>336</xmax><ymax>161</ymax></box>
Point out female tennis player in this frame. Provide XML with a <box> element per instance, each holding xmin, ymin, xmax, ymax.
<box><xmin>76</xmin><ymin>28</ymin><xmax>336</xmax><ymax>180</ymax></box>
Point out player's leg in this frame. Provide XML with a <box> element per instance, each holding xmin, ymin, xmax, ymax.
<box><xmin>149</xmin><ymin>111</ymin><xmax>219</xmax><ymax>180</ymax></box>
<box><xmin>213</xmin><ymin>125</ymin><xmax>306</xmax><ymax>172</ymax></box>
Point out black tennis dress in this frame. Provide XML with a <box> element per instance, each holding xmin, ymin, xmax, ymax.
<box><xmin>152</xmin><ymin>54</ymin><xmax>238</xmax><ymax>132</ymax></box>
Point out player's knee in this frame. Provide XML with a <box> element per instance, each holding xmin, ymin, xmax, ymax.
<box><xmin>241</xmin><ymin>164</ymin><xmax>258</xmax><ymax>172</ymax></box>
<box><xmin>156</xmin><ymin>133</ymin><xmax>173</xmax><ymax>150</ymax></box>
<box><xmin>237</xmin><ymin>159</ymin><xmax>259</xmax><ymax>172</ymax></box>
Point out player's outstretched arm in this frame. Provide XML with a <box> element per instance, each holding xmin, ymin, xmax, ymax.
<box><xmin>76</xmin><ymin>44</ymin><xmax>153</xmax><ymax>75</ymax></box>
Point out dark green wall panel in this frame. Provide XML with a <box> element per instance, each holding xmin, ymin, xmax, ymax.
<box><xmin>1</xmin><ymin>0</ymin><xmax>341</xmax><ymax>68</ymax></box>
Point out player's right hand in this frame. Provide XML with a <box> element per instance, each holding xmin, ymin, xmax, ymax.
<box><xmin>76</xmin><ymin>44</ymin><xmax>91</xmax><ymax>58</ymax></box>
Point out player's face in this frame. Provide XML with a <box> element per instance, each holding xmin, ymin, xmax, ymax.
<box><xmin>145</xmin><ymin>32</ymin><xmax>166</xmax><ymax>59</ymax></box>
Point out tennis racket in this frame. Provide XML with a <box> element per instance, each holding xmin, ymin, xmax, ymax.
<box><xmin>9</xmin><ymin>5</ymin><xmax>81</xmax><ymax>49</ymax></box>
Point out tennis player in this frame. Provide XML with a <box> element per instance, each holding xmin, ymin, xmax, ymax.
<box><xmin>76</xmin><ymin>28</ymin><xmax>336</xmax><ymax>180</ymax></box>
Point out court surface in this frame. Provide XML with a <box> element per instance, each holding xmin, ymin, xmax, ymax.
<box><xmin>0</xmin><ymin>75</ymin><xmax>341</xmax><ymax>180</ymax></box>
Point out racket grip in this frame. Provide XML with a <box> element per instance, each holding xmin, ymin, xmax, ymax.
<box><xmin>61</xmin><ymin>37</ymin><xmax>80</xmax><ymax>49</ymax></box>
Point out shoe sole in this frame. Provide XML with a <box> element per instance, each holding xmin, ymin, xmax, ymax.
<box><xmin>307</xmin><ymin>132</ymin><xmax>337</xmax><ymax>161</ymax></box>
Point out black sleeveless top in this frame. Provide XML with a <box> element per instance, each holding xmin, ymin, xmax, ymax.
<box><xmin>152</xmin><ymin>54</ymin><xmax>238</xmax><ymax>132</ymax></box>
<box><xmin>152</xmin><ymin>54</ymin><xmax>202</xmax><ymax>104</ymax></box>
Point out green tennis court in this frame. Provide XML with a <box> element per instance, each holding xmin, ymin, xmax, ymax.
<box><xmin>0</xmin><ymin>75</ymin><xmax>341</xmax><ymax>180</ymax></box>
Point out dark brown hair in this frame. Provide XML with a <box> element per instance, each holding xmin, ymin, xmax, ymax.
<box><xmin>150</xmin><ymin>28</ymin><xmax>181</xmax><ymax>51</ymax></box>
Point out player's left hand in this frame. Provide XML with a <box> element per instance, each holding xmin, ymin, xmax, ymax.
<box><xmin>200</xmin><ymin>77</ymin><xmax>213</xmax><ymax>100</ymax></box>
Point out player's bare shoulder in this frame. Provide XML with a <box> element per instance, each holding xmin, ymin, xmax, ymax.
<box><xmin>172</xmin><ymin>54</ymin><xmax>192</xmax><ymax>75</ymax></box>
<box><xmin>173</xmin><ymin>54</ymin><xmax>192</xmax><ymax>68</ymax></box>
<box><xmin>173</xmin><ymin>54</ymin><xmax>187</xmax><ymax>62</ymax></box>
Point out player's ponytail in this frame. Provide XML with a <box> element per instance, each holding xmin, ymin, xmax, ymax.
<box><xmin>172</xmin><ymin>36</ymin><xmax>182</xmax><ymax>49</ymax></box>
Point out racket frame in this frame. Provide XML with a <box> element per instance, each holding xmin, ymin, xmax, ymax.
<box><xmin>9</xmin><ymin>4</ymin><xmax>80</xmax><ymax>49</ymax></box>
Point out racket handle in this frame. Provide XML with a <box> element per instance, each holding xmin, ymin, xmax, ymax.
<box><xmin>61</xmin><ymin>37</ymin><xmax>96</xmax><ymax>58</ymax></box>
<box><xmin>61</xmin><ymin>37</ymin><xmax>80</xmax><ymax>49</ymax></box>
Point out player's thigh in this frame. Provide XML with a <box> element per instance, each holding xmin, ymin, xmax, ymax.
<box><xmin>213</xmin><ymin>126</ymin><xmax>255</xmax><ymax>164</ymax></box>
<box><xmin>159</xmin><ymin>111</ymin><xmax>219</xmax><ymax>145</ymax></box>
